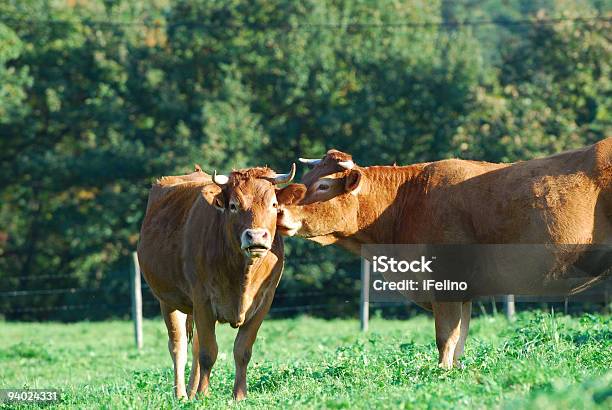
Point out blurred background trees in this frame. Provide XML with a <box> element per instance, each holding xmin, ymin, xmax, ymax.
<box><xmin>0</xmin><ymin>0</ymin><xmax>610</xmax><ymax>319</ymax></box>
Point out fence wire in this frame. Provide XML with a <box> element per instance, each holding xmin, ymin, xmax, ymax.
<box><xmin>1</xmin><ymin>257</ymin><xmax>610</xmax><ymax>319</ymax></box>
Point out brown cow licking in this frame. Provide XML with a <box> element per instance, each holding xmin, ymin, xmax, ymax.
<box><xmin>277</xmin><ymin>138</ymin><xmax>612</xmax><ymax>369</ymax></box>
<box><xmin>137</xmin><ymin>164</ymin><xmax>295</xmax><ymax>400</ymax></box>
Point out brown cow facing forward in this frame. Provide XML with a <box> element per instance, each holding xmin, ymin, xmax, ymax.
<box><xmin>277</xmin><ymin>138</ymin><xmax>612</xmax><ymax>369</ymax></box>
<box><xmin>137</xmin><ymin>164</ymin><xmax>295</xmax><ymax>400</ymax></box>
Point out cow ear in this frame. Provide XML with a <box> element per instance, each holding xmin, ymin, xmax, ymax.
<box><xmin>344</xmin><ymin>170</ymin><xmax>362</xmax><ymax>194</ymax></box>
<box><xmin>212</xmin><ymin>194</ymin><xmax>225</xmax><ymax>211</ymax></box>
<box><xmin>202</xmin><ymin>186</ymin><xmax>225</xmax><ymax>211</ymax></box>
<box><xmin>276</xmin><ymin>184</ymin><xmax>307</xmax><ymax>205</ymax></box>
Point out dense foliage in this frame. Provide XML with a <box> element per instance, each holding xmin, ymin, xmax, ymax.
<box><xmin>0</xmin><ymin>0</ymin><xmax>610</xmax><ymax>319</ymax></box>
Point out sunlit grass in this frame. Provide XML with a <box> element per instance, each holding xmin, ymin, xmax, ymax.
<box><xmin>0</xmin><ymin>312</ymin><xmax>610</xmax><ymax>409</ymax></box>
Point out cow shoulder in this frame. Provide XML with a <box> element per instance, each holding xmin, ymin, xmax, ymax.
<box><xmin>143</xmin><ymin>177</ymin><xmax>217</xmax><ymax>238</ymax></box>
<box><xmin>145</xmin><ymin>171</ymin><xmax>212</xmax><ymax>211</ymax></box>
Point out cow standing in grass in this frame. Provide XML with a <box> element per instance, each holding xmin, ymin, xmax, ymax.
<box><xmin>277</xmin><ymin>138</ymin><xmax>612</xmax><ymax>370</ymax></box>
<box><xmin>137</xmin><ymin>165</ymin><xmax>295</xmax><ymax>400</ymax></box>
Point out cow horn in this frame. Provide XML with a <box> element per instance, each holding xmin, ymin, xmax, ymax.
<box><xmin>298</xmin><ymin>158</ymin><xmax>322</xmax><ymax>167</ymax></box>
<box><xmin>271</xmin><ymin>163</ymin><xmax>296</xmax><ymax>185</ymax></box>
<box><xmin>212</xmin><ymin>170</ymin><xmax>229</xmax><ymax>185</ymax></box>
<box><xmin>338</xmin><ymin>160</ymin><xmax>355</xmax><ymax>170</ymax></box>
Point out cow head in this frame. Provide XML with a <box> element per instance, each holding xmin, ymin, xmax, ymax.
<box><xmin>208</xmin><ymin>165</ymin><xmax>295</xmax><ymax>259</ymax></box>
<box><xmin>277</xmin><ymin>150</ymin><xmax>363</xmax><ymax>239</ymax></box>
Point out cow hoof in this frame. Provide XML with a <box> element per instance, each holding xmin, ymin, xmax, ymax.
<box><xmin>233</xmin><ymin>391</ymin><xmax>247</xmax><ymax>401</ymax></box>
<box><xmin>454</xmin><ymin>361</ymin><xmax>465</xmax><ymax>370</ymax></box>
<box><xmin>193</xmin><ymin>391</ymin><xmax>210</xmax><ymax>400</ymax></box>
<box><xmin>438</xmin><ymin>362</ymin><xmax>453</xmax><ymax>370</ymax></box>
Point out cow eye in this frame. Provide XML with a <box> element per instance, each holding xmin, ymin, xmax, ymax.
<box><xmin>272</xmin><ymin>202</ymin><xmax>278</xmax><ymax>209</ymax></box>
<box><xmin>229</xmin><ymin>203</ymin><xmax>238</xmax><ymax>212</ymax></box>
<box><xmin>318</xmin><ymin>183</ymin><xmax>329</xmax><ymax>191</ymax></box>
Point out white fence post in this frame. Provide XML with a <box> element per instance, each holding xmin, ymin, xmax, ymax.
<box><xmin>360</xmin><ymin>259</ymin><xmax>370</xmax><ymax>332</ymax></box>
<box><xmin>131</xmin><ymin>251</ymin><xmax>143</xmax><ymax>349</ymax></box>
<box><xmin>504</xmin><ymin>294</ymin><xmax>515</xmax><ymax>320</ymax></box>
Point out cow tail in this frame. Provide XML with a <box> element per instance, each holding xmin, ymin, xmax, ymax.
<box><xmin>186</xmin><ymin>314</ymin><xmax>194</xmax><ymax>344</ymax></box>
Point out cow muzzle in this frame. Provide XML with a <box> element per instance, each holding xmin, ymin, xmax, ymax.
<box><xmin>241</xmin><ymin>228</ymin><xmax>272</xmax><ymax>258</ymax></box>
<box><xmin>276</xmin><ymin>210</ymin><xmax>302</xmax><ymax>237</ymax></box>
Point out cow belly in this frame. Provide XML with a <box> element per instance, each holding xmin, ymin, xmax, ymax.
<box><xmin>463</xmin><ymin>245</ymin><xmax>611</xmax><ymax>297</ymax></box>
<box><xmin>140</xmin><ymin>261</ymin><xmax>193</xmax><ymax>314</ymax></box>
<box><xmin>154</xmin><ymin>290</ymin><xmax>193</xmax><ymax>314</ymax></box>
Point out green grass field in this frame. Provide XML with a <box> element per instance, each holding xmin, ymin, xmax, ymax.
<box><xmin>1</xmin><ymin>312</ymin><xmax>610</xmax><ymax>409</ymax></box>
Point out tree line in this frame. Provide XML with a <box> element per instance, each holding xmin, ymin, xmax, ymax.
<box><xmin>0</xmin><ymin>0</ymin><xmax>610</xmax><ymax>319</ymax></box>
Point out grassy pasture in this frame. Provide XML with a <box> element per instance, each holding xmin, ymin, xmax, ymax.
<box><xmin>0</xmin><ymin>312</ymin><xmax>610</xmax><ymax>409</ymax></box>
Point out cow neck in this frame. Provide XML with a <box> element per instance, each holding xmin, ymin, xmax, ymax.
<box><xmin>205</xmin><ymin>214</ymin><xmax>275</xmax><ymax>325</ymax></box>
<box><xmin>352</xmin><ymin>164</ymin><xmax>428</xmax><ymax>245</ymax></box>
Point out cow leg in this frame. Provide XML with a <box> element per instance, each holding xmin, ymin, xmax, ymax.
<box><xmin>187</xmin><ymin>326</ymin><xmax>200</xmax><ymax>399</ymax></box>
<box><xmin>232</xmin><ymin>298</ymin><xmax>273</xmax><ymax>401</ymax></box>
<box><xmin>432</xmin><ymin>301</ymin><xmax>463</xmax><ymax>370</ymax></box>
<box><xmin>160</xmin><ymin>302</ymin><xmax>188</xmax><ymax>399</ymax></box>
<box><xmin>193</xmin><ymin>300</ymin><xmax>217</xmax><ymax>397</ymax></box>
<box><xmin>453</xmin><ymin>301</ymin><xmax>472</xmax><ymax>367</ymax></box>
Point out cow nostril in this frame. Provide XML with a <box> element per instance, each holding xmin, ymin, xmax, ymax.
<box><xmin>244</xmin><ymin>229</ymin><xmax>269</xmax><ymax>244</ymax></box>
